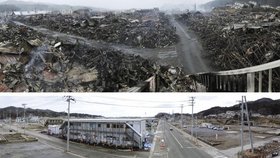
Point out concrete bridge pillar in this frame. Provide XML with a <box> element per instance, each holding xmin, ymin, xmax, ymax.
<box><xmin>247</xmin><ymin>73</ymin><xmax>255</xmax><ymax>92</ymax></box>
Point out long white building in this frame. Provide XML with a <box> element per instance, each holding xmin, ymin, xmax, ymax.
<box><xmin>60</xmin><ymin>118</ymin><xmax>147</xmax><ymax>149</ymax></box>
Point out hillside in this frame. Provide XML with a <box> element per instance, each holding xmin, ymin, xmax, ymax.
<box><xmin>0</xmin><ymin>0</ymin><xmax>97</xmax><ymax>11</ymax></box>
<box><xmin>0</xmin><ymin>106</ymin><xmax>101</xmax><ymax>119</ymax></box>
<box><xmin>155</xmin><ymin>112</ymin><xmax>192</xmax><ymax>119</ymax></box>
<box><xmin>198</xmin><ymin>98</ymin><xmax>280</xmax><ymax>116</ymax></box>
<box><xmin>202</xmin><ymin>0</ymin><xmax>280</xmax><ymax>10</ymax></box>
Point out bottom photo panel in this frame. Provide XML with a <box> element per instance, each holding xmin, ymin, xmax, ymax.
<box><xmin>0</xmin><ymin>93</ymin><xmax>279</xmax><ymax>158</ymax></box>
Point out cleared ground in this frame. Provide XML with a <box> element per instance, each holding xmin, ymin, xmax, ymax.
<box><xmin>0</xmin><ymin>123</ymin><xmax>149</xmax><ymax>158</ymax></box>
<box><xmin>0</xmin><ymin>142</ymin><xmax>77</xmax><ymax>158</ymax></box>
<box><xmin>178</xmin><ymin>123</ymin><xmax>279</xmax><ymax>149</ymax></box>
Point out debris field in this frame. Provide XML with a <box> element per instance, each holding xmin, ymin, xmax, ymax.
<box><xmin>241</xmin><ymin>139</ymin><xmax>280</xmax><ymax>158</ymax></box>
<box><xmin>176</xmin><ymin>4</ymin><xmax>280</xmax><ymax>91</ymax></box>
<box><xmin>14</xmin><ymin>9</ymin><xmax>178</xmax><ymax>48</ymax></box>
<box><xmin>176</xmin><ymin>6</ymin><xmax>280</xmax><ymax>70</ymax></box>
<box><xmin>0</xmin><ymin>20</ymin><xmax>194</xmax><ymax>92</ymax></box>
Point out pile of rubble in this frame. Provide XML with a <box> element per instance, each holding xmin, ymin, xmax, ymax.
<box><xmin>14</xmin><ymin>9</ymin><xmax>178</xmax><ymax>48</ymax></box>
<box><xmin>241</xmin><ymin>140</ymin><xmax>280</xmax><ymax>158</ymax></box>
<box><xmin>0</xmin><ymin>21</ymin><xmax>194</xmax><ymax>92</ymax></box>
<box><xmin>176</xmin><ymin>6</ymin><xmax>280</xmax><ymax>70</ymax></box>
<box><xmin>0</xmin><ymin>21</ymin><xmax>45</xmax><ymax>92</ymax></box>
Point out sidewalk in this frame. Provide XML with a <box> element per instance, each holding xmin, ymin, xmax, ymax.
<box><xmin>149</xmin><ymin>120</ymin><xmax>168</xmax><ymax>158</ymax></box>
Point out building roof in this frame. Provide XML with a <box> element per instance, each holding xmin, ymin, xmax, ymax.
<box><xmin>66</xmin><ymin>118</ymin><xmax>145</xmax><ymax>123</ymax></box>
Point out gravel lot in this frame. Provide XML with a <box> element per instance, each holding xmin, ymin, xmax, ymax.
<box><xmin>0</xmin><ymin>142</ymin><xmax>77</xmax><ymax>158</ymax></box>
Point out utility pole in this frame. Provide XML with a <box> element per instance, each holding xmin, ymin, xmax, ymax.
<box><xmin>16</xmin><ymin>108</ymin><xmax>18</xmax><ymax>131</ymax></box>
<box><xmin>189</xmin><ymin>97</ymin><xmax>195</xmax><ymax>139</ymax></box>
<box><xmin>22</xmin><ymin>104</ymin><xmax>26</xmax><ymax>134</ymax></box>
<box><xmin>195</xmin><ymin>116</ymin><xmax>198</xmax><ymax>144</ymax></box>
<box><xmin>239</xmin><ymin>96</ymin><xmax>254</xmax><ymax>154</ymax></box>
<box><xmin>16</xmin><ymin>109</ymin><xmax>18</xmax><ymax>119</ymax></box>
<box><xmin>64</xmin><ymin>96</ymin><xmax>75</xmax><ymax>152</ymax></box>
<box><xmin>243</xmin><ymin>96</ymin><xmax>254</xmax><ymax>153</ymax></box>
<box><xmin>172</xmin><ymin>110</ymin><xmax>174</xmax><ymax>122</ymax></box>
<box><xmin>9</xmin><ymin>109</ymin><xmax>11</xmax><ymax>131</ymax></box>
<box><xmin>240</xmin><ymin>100</ymin><xmax>244</xmax><ymax>153</ymax></box>
<box><xmin>181</xmin><ymin>104</ymin><xmax>183</xmax><ymax>129</ymax></box>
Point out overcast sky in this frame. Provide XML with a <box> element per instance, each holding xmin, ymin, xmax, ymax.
<box><xmin>0</xmin><ymin>93</ymin><xmax>279</xmax><ymax>117</ymax></box>
<box><xmin>0</xmin><ymin>0</ymin><xmax>213</xmax><ymax>9</ymax></box>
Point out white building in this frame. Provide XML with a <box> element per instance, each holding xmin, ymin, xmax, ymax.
<box><xmin>60</xmin><ymin>118</ymin><xmax>147</xmax><ymax>149</ymax></box>
<box><xmin>48</xmin><ymin>125</ymin><xmax>61</xmax><ymax>135</ymax></box>
<box><xmin>201</xmin><ymin>123</ymin><xmax>213</xmax><ymax>128</ymax></box>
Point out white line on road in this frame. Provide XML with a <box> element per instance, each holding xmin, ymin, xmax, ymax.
<box><xmin>169</xmin><ymin>130</ymin><xmax>183</xmax><ymax>148</ymax></box>
<box><xmin>182</xmin><ymin>147</ymin><xmax>197</xmax><ymax>149</ymax></box>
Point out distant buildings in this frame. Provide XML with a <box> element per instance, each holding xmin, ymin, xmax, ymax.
<box><xmin>44</xmin><ymin>118</ymin><xmax>64</xmax><ymax>127</ymax></box>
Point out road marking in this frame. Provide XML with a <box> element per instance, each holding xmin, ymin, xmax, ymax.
<box><xmin>169</xmin><ymin>130</ymin><xmax>183</xmax><ymax>148</ymax></box>
<box><xmin>182</xmin><ymin>147</ymin><xmax>197</xmax><ymax>149</ymax></box>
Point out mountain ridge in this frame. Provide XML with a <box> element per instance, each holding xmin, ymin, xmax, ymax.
<box><xmin>198</xmin><ymin>98</ymin><xmax>280</xmax><ymax>116</ymax></box>
<box><xmin>0</xmin><ymin>106</ymin><xmax>101</xmax><ymax>119</ymax></box>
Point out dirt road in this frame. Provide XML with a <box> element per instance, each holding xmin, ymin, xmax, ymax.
<box><xmin>171</xmin><ymin>17</ymin><xmax>212</xmax><ymax>74</ymax></box>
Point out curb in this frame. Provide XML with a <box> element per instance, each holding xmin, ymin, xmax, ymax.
<box><xmin>149</xmin><ymin>120</ymin><xmax>162</xmax><ymax>158</ymax></box>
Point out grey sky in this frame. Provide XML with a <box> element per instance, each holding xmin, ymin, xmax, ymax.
<box><xmin>0</xmin><ymin>93</ymin><xmax>279</xmax><ymax>117</ymax></box>
<box><xmin>0</xmin><ymin>0</ymin><xmax>213</xmax><ymax>9</ymax></box>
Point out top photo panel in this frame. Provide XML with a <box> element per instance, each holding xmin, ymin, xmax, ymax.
<box><xmin>0</xmin><ymin>0</ymin><xmax>279</xmax><ymax>92</ymax></box>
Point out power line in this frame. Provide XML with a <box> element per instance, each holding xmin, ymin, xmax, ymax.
<box><xmin>76</xmin><ymin>99</ymin><xmax>181</xmax><ymax>109</ymax></box>
<box><xmin>27</xmin><ymin>98</ymin><xmax>63</xmax><ymax>109</ymax></box>
<box><xmin>87</xmin><ymin>95</ymin><xmax>188</xmax><ymax>104</ymax></box>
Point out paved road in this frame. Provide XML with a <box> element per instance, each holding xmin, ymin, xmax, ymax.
<box><xmin>5</xmin><ymin>124</ymin><xmax>148</xmax><ymax>158</ymax></box>
<box><xmin>150</xmin><ymin>120</ymin><xmax>212</xmax><ymax>158</ymax></box>
<box><xmin>170</xmin><ymin>18</ymin><xmax>211</xmax><ymax>74</ymax></box>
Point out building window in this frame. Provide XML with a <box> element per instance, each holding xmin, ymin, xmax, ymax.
<box><xmin>98</xmin><ymin>124</ymin><xmax>101</xmax><ymax>128</ymax></box>
<box><xmin>107</xmin><ymin>124</ymin><xmax>110</xmax><ymax>128</ymax></box>
<box><xmin>112</xmin><ymin>124</ymin><xmax>116</xmax><ymax>128</ymax></box>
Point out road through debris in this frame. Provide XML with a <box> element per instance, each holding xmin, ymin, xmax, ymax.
<box><xmin>14</xmin><ymin>9</ymin><xmax>178</xmax><ymax>49</ymax></box>
<box><xmin>0</xmin><ymin>20</ymin><xmax>195</xmax><ymax>92</ymax></box>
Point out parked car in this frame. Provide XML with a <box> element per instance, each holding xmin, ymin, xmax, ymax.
<box><xmin>272</xmin><ymin>151</ymin><xmax>278</xmax><ymax>157</ymax></box>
